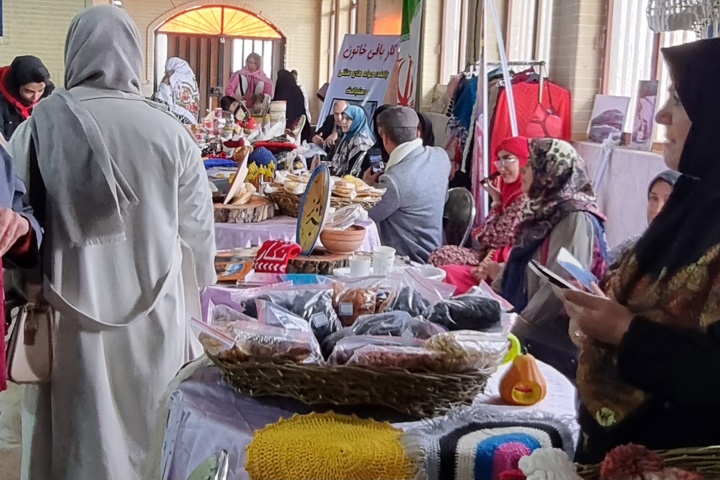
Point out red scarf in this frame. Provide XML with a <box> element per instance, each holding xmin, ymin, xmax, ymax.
<box><xmin>0</xmin><ymin>66</ymin><xmax>34</xmax><ymax>119</ymax></box>
<box><xmin>495</xmin><ymin>136</ymin><xmax>530</xmax><ymax>211</ymax></box>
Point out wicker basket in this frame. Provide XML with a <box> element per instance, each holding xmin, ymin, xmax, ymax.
<box><xmin>576</xmin><ymin>446</ymin><xmax>720</xmax><ymax>479</ymax></box>
<box><xmin>266</xmin><ymin>190</ymin><xmax>383</xmax><ymax>218</ymax></box>
<box><xmin>207</xmin><ymin>352</ymin><xmax>495</xmax><ymax>418</ymax></box>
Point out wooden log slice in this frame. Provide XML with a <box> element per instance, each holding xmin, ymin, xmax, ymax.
<box><xmin>286</xmin><ymin>249</ymin><xmax>351</xmax><ymax>275</ymax></box>
<box><xmin>214</xmin><ymin>196</ymin><xmax>276</xmax><ymax>224</ymax></box>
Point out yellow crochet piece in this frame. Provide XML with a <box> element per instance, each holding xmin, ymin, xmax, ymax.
<box><xmin>245</xmin><ymin>412</ymin><xmax>417</xmax><ymax>480</ymax></box>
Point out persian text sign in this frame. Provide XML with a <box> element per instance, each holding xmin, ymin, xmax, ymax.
<box><xmin>318</xmin><ymin>34</ymin><xmax>401</xmax><ymax>125</ymax></box>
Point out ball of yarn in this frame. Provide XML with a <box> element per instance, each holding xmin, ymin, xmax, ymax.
<box><xmin>249</xmin><ymin>146</ymin><xmax>275</xmax><ymax>167</ymax></box>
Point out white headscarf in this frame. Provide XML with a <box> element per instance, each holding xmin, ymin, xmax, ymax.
<box><xmin>156</xmin><ymin>57</ymin><xmax>200</xmax><ymax>124</ymax></box>
<box><xmin>29</xmin><ymin>5</ymin><xmax>147</xmax><ymax>247</ymax></box>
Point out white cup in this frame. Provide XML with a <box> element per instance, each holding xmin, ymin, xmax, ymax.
<box><xmin>349</xmin><ymin>255</ymin><xmax>371</xmax><ymax>277</ymax></box>
<box><xmin>372</xmin><ymin>246</ymin><xmax>396</xmax><ymax>276</ymax></box>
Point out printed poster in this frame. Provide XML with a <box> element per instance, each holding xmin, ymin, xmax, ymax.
<box><xmin>630</xmin><ymin>80</ymin><xmax>659</xmax><ymax>151</ymax></box>
<box><xmin>318</xmin><ymin>34</ymin><xmax>401</xmax><ymax>127</ymax></box>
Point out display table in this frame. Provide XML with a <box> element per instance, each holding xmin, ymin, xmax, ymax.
<box><xmin>214</xmin><ymin>216</ymin><xmax>381</xmax><ymax>252</ymax></box>
<box><xmin>153</xmin><ymin>358</ymin><xmax>578</xmax><ymax>480</ymax></box>
<box><xmin>573</xmin><ymin>141</ymin><xmax>667</xmax><ymax>248</ymax></box>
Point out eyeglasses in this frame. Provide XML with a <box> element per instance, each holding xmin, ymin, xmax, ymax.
<box><xmin>494</xmin><ymin>157</ymin><xmax>518</xmax><ymax>169</ymax></box>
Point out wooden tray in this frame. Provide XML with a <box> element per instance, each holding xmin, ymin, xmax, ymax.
<box><xmin>286</xmin><ymin>249</ymin><xmax>350</xmax><ymax>275</ymax></box>
<box><xmin>214</xmin><ymin>196</ymin><xmax>275</xmax><ymax>224</ymax></box>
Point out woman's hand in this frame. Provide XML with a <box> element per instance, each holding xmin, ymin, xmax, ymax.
<box><xmin>312</xmin><ymin>134</ymin><xmax>324</xmax><ymax>146</ymax></box>
<box><xmin>473</xmin><ymin>260</ymin><xmax>502</xmax><ymax>282</ymax></box>
<box><xmin>481</xmin><ymin>181</ymin><xmax>502</xmax><ymax>206</ymax></box>
<box><xmin>561</xmin><ymin>290</ymin><xmax>633</xmax><ymax>346</ymax></box>
<box><xmin>0</xmin><ymin>208</ymin><xmax>30</xmax><ymax>257</ymax></box>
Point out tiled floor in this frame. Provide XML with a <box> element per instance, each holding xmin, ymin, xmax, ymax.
<box><xmin>0</xmin><ymin>383</ymin><xmax>24</xmax><ymax>480</ymax></box>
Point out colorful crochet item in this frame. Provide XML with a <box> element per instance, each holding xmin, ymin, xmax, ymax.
<box><xmin>402</xmin><ymin>408</ymin><xmax>576</xmax><ymax>480</ymax></box>
<box><xmin>248</xmin><ymin>146</ymin><xmax>276</xmax><ymax>167</ymax></box>
<box><xmin>245</xmin><ymin>412</ymin><xmax>417</xmax><ymax>480</ymax></box>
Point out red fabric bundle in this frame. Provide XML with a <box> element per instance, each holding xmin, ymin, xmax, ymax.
<box><xmin>253</xmin><ymin>141</ymin><xmax>297</xmax><ymax>153</ymax></box>
<box><xmin>254</xmin><ymin>241</ymin><xmax>302</xmax><ymax>273</ymax></box>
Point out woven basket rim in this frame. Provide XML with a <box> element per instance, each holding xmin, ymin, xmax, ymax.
<box><xmin>575</xmin><ymin>445</ymin><xmax>720</xmax><ymax>478</ymax></box>
<box><xmin>206</xmin><ymin>351</ymin><xmax>496</xmax><ymax>417</ymax></box>
<box><xmin>211</xmin><ymin>354</ymin><xmax>499</xmax><ymax>377</ymax></box>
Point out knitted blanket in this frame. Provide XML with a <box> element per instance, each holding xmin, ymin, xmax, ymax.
<box><xmin>402</xmin><ymin>407</ymin><xmax>576</xmax><ymax>480</ymax></box>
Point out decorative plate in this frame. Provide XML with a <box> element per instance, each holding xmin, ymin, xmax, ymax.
<box><xmin>296</xmin><ymin>164</ymin><xmax>331</xmax><ymax>255</ymax></box>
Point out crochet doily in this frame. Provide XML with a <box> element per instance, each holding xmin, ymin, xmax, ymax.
<box><xmin>245</xmin><ymin>412</ymin><xmax>417</xmax><ymax>480</ymax></box>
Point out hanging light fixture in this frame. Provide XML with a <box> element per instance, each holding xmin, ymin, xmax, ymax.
<box><xmin>646</xmin><ymin>0</ymin><xmax>718</xmax><ymax>36</ymax></box>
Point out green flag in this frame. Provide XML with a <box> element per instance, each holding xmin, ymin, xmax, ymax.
<box><xmin>401</xmin><ymin>0</ymin><xmax>422</xmax><ymax>40</ymax></box>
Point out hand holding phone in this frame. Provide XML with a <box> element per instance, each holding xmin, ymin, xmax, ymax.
<box><xmin>528</xmin><ymin>260</ymin><xmax>580</xmax><ymax>291</ymax></box>
<box><xmin>367</xmin><ymin>147</ymin><xmax>385</xmax><ymax>175</ymax></box>
<box><xmin>556</xmin><ymin>248</ymin><xmax>598</xmax><ymax>291</ymax></box>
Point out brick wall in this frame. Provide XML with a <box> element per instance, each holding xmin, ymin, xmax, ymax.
<box><xmin>549</xmin><ymin>0</ymin><xmax>607</xmax><ymax>138</ymax></box>
<box><xmin>0</xmin><ymin>0</ymin><xmax>90</xmax><ymax>82</ymax></box>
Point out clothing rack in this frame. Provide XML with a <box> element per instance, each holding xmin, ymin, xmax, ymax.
<box><xmin>486</xmin><ymin>60</ymin><xmax>546</xmax><ymax>67</ymax></box>
<box><xmin>479</xmin><ymin>0</ymin><xmax>546</xmax><ymax>217</ymax></box>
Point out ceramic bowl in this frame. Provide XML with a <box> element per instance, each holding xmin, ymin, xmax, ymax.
<box><xmin>320</xmin><ymin>225</ymin><xmax>367</xmax><ymax>254</ymax></box>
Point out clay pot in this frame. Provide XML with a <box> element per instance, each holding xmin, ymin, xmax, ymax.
<box><xmin>320</xmin><ymin>225</ymin><xmax>367</xmax><ymax>254</ymax></box>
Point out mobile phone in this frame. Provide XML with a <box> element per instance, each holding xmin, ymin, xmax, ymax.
<box><xmin>528</xmin><ymin>260</ymin><xmax>579</xmax><ymax>291</ymax></box>
<box><xmin>556</xmin><ymin>248</ymin><xmax>597</xmax><ymax>290</ymax></box>
<box><xmin>368</xmin><ymin>148</ymin><xmax>384</xmax><ymax>174</ymax></box>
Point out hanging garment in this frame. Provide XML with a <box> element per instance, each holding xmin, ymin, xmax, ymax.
<box><xmin>489</xmin><ymin>81</ymin><xmax>572</xmax><ymax>173</ymax></box>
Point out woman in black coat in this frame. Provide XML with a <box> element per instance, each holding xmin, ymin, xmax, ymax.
<box><xmin>273</xmin><ymin>69</ymin><xmax>312</xmax><ymax>143</ymax></box>
<box><xmin>0</xmin><ymin>56</ymin><xmax>54</xmax><ymax>140</ymax></box>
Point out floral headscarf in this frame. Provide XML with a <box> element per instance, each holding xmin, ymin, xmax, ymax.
<box><xmin>156</xmin><ymin>57</ymin><xmax>200</xmax><ymax>124</ymax></box>
<box><xmin>501</xmin><ymin>139</ymin><xmax>606</xmax><ymax>311</ymax></box>
<box><xmin>514</xmin><ymin>138</ymin><xmax>601</xmax><ymax>247</ymax></box>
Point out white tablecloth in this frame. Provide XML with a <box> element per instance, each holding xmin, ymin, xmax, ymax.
<box><xmin>574</xmin><ymin>141</ymin><xmax>667</xmax><ymax>248</ymax></box>
<box><xmin>156</xmin><ymin>360</ymin><xmax>578</xmax><ymax>480</ymax></box>
<box><xmin>215</xmin><ymin>216</ymin><xmax>381</xmax><ymax>252</ymax></box>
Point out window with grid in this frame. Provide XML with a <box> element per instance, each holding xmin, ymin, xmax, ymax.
<box><xmin>506</xmin><ymin>0</ymin><xmax>553</xmax><ymax>69</ymax></box>
<box><xmin>440</xmin><ymin>0</ymin><xmax>469</xmax><ymax>82</ymax></box>
<box><xmin>604</xmin><ymin>0</ymin><xmax>697</xmax><ymax>140</ymax></box>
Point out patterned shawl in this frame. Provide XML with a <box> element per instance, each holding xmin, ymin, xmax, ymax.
<box><xmin>331</xmin><ymin>105</ymin><xmax>375</xmax><ymax>177</ymax></box>
<box><xmin>155</xmin><ymin>57</ymin><xmax>200</xmax><ymax>124</ymax></box>
<box><xmin>501</xmin><ymin>139</ymin><xmax>604</xmax><ymax>312</ymax></box>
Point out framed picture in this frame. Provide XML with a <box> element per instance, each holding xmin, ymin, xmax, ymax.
<box><xmin>630</xmin><ymin>80</ymin><xmax>659</xmax><ymax>151</ymax></box>
<box><xmin>588</xmin><ymin>95</ymin><xmax>631</xmax><ymax>145</ymax></box>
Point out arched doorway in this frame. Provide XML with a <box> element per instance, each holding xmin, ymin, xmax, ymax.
<box><xmin>155</xmin><ymin>5</ymin><xmax>286</xmax><ymax>114</ymax></box>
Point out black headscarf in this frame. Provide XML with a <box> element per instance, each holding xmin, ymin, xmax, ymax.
<box><xmin>418</xmin><ymin>112</ymin><xmax>436</xmax><ymax>147</ymax></box>
<box><xmin>371</xmin><ymin>104</ymin><xmax>392</xmax><ymax>162</ymax></box>
<box><xmin>634</xmin><ymin>38</ymin><xmax>720</xmax><ymax>277</ymax></box>
<box><xmin>273</xmin><ymin>69</ymin><xmax>310</xmax><ymax>142</ymax></box>
<box><xmin>6</xmin><ymin>56</ymin><xmax>53</xmax><ymax>104</ymax></box>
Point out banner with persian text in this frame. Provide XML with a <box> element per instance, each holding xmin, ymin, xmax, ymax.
<box><xmin>318</xmin><ymin>34</ymin><xmax>401</xmax><ymax>127</ymax></box>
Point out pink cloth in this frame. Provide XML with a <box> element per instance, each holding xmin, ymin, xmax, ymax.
<box><xmin>441</xmin><ymin>265</ymin><xmax>477</xmax><ymax>295</ymax></box>
<box><xmin>225</xmin><ymin>69</ymin><xmax>273</xmax><ymax>108</ymax></box>
<box><xmin>441</xmin><ymin>246</ymin><xmax>511</xmax><ymax>295</ymax></box>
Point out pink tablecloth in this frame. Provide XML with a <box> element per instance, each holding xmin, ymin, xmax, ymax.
<box><xmin>214</xmin><ymin>216</ymin><xmax>381</xmax><ymax>252</ymax></box>
<box><xmin>151</xmin><ymin>359</ymin><xmax>578</xmax><ymax>480</ymax></box>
